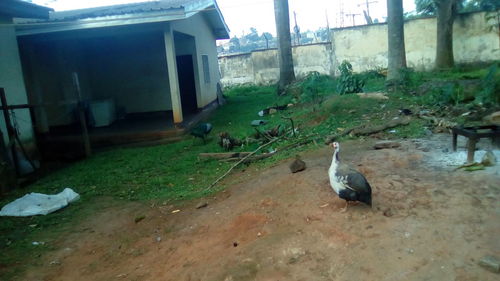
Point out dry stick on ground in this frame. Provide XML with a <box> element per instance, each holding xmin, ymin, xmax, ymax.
<box><xmin>324</xmin><ymin>117</ymin><xmax>411</xmax><ymax>144</ymax></box>
<box><xmin>281</xmin><ymin>116</ymin><xmax>296</xmax><ymax>137</ymax></box>
<box><xmin>199</xmin><ymin>152</ymin><xmax>252</xmax><ymax>160</ymax></box>
<box><xmin>219</xmin><ymin>152</ymin><xmax>275</xmax><ymax>163</ymax></box>
<box><xmin>417</xmin><ymin>114</ymin><xmax>457</xmax><ymax>129</ymax></box>
<box><xmin>205</xmin><ymin>137</ymin><xmax>280</xmax><ymax>190</ymax></box>
<box><xmin>254</xmin><ymin>127</ymin><xmax>273</xmax><ymax>141</ymax></box>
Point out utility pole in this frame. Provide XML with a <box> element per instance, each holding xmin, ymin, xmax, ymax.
<box><xmin>263</xmin><ymin>33</ymin><xmax>270</xmax><ymax>49</ymax></box>
<box><xmin>325</xmin><ymin>10</ymin><xmax>331</xmax><ymax>43</ymax></box>
<box><xmin>336</xmin><ymin>0</ymin><xmax>345</xmax><ymax>28</ymax></box>
<box><xmin>358</xmin><ymin>0</ymin><xmax>378</xmax><ymax>24</ymax></box>
<box><xmin>345</xmin><ymin>13</ymin><xmax>361</xmax><ymax>26</ymax></box>
<box><xmin>293</xmin><ymin>11</ymin><xmax>301</xmax><ymax>45</ymax></box>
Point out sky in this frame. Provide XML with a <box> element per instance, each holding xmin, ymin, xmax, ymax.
<box><xmin>31</xmin><ymin>0</ymin><xmax>417</xmax><ymax>37</ymax></box>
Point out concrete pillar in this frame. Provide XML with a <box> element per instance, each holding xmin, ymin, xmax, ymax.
<box><xmin>163</xmin><ymin>25</ymin><xmax>183</xmax><ymax>124</ymax></box>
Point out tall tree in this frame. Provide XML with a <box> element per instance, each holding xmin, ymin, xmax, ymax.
<box><xmin>274</xmin><ymin>0</ymin><xmax>295</xmax><ymax>95</ymax></box>
<box><xmin>414</xmin><ymin>0</ymin><xmax>458</xmax><ymax>69</ymax></box>
<box><xmin>435</xmin><ymin>0</ymin><xmax>458</xmax><ymax>69</ymax></box>
<box><xmin>416</xmin><ymin>0</ymin><xmax>500</xmax><ymax>64</ymax></box>
<box><xmin>387</xmin><ymin>0</ymin><xmax>407</xmax><ymax>81</ymax></box>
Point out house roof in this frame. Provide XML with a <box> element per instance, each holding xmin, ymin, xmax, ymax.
<box><xmin>0</xmin><ymin>0</ymin><xmax>53</xmax><ymax>19</ymax></box>
<box><xmin>14</xmin><ymin>0</ymin><xmax>229</xmax><ymax>39</ymax></box>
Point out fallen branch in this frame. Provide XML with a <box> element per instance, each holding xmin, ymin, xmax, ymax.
<box><xmin>281</xmin><ymin>116</ymin><xmax>296</xmax><ymax>137</ymax></box>
<box><xmin>220</xmin><ymin>152</ymin><xmax>275</xmax><ymax>163</ymax></box>
<box><xmin>199</xmin><ymin>152</ymin><xmax>251</xmax><ymax>160</ymax></box>
<box><xmin>350</xmin><ymin>117</ymin><xmax>411</xmax><ymax>136</ymax></box>
<box><xmin>205</xmin><ymin>137</ymin><xmax>280</xmax><ymax>190</ymax></box>
<box><xmin>254</xmin><ymin>127</ymin><xmax>272</xmax><ymax>141</ymax></box>
<box><xmin>418</xmin><ymin>114</ymin><xmax>457</xmax><ymax>129</ymax></box>
<box><xmin>325</xmin><ymin>117</ymin><xmax>411</xmax><ymax>144</ymax></box>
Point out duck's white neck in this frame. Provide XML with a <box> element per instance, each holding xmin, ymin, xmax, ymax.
<box><xmin>330</xmin><ymin>150</ymin><xmax>339</xmax><ymax>169</ymax></box>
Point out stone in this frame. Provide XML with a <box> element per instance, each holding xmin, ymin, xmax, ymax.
<box><xmin>481</xmin><ymin>151</ymin><xmax>497</xmax><ymax>167</ymax></box>
<box><xmin>289</xmin><ymin>158</ymin><xmax>306</xmax><ymax>173</ymax></box>
<box><xmin>196</xmin><ymin>202</ymin><xmax>208</xmax><ymax>209</ymax></box>
<box><xmin>374</xmin><ymin>141</ymin><xmax>401</xmax><ymax>150</ymax></box>
<box><xmin>383</xmin><ymin>208</ymin><xmax>393</xmax><ymax>217</ymax></box>
<box><xmin>478</xmin><ymin>255</ymin><xmax>500</xmax><ymax>273</ymax></box>
<box><xmin>251</xmin><ymin>120</ymin><xmax>268</xmax><ymax>126</ymax></box>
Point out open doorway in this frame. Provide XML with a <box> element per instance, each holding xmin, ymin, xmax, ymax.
<box><xmin>176</xmin><ymin>55</ymin><xmax>198</xmax><ymax>116</ymax></box>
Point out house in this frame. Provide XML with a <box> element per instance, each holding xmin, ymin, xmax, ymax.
<box><xmin>12</xmin><ymin>0</ymin><xmax>229</xmax><ymax>158</ymax></box>
<box><xmin>1</xmin><ymin>0</ymin><xmax>52</xmax><ymax>177</ymax></box>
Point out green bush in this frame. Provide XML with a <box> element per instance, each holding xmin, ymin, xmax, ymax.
<box><xmin>336</xmin><ymin>60</ymin><xmax>364</xmax><ymax>94</ymax></box>
<box><xmin>475</xmin><ymin>64</ymin><xmax>499</xmax><ymax>105</ymax></box>
<box><xmin>400</xmin><ymin>67</ymin><xmax>426</xmax><ymax>90</ymax></box>
<box><xmin>299</xmin><ymin>72</ymin><xmax>333</xmax><ymax>110</ymax></box>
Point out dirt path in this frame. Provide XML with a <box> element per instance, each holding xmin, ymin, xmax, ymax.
<box><xmin>21</xmin><ymin>137</ymin><xmax>499</xmax><ymax>281</ymax></box>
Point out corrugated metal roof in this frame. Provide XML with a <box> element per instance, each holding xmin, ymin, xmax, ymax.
<box><xmin>14</xmin><ymin>0</ymin><xmax>229</xmax><ymax>39</ymax></box>
<box><xmin>48</xmin><ymin>0</ymin><xmax>204</xmax><ymax>21</ymax></box>
<box><xmin>0</xmin><ymin>0</ymin><xmax>53</xmax><ymax>19</ymax></box>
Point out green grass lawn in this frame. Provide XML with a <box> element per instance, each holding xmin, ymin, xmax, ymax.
<box><xmin>1</xmin><ymin>64</ymin><xmax>498</xmax><ymax>279</ymax></box>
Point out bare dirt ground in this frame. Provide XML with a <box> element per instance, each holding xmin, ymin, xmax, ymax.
<box><xmin>21</xmin><ymin>135</ymin><xmax>499</xmax><ymax>281</ymax></box>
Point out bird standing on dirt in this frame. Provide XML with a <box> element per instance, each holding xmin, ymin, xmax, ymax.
<box><xmin>328</xmin><ymin>142</ymin><xmax>372</xmax><ymax>212</ymax></box>
<box><xmin>218</xmin><ymin>132</ymin><xmax>242</xmax><ymax>150</ymax></box>
<box><xmin>190</xmin><ymin>123</ymin><xmax>213</xmax><ymax>144</ymax></box>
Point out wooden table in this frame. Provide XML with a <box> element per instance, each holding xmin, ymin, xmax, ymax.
<box><xmin>452</xmin><ymin>125</ymin><xmax>500</xmax><ymax>163</ymax></box>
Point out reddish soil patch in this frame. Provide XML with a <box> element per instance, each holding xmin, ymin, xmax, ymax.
<box><xmin>19</xmin><ymin>138</ymin><xmax>500</xmax><ymax>281</ymax></box>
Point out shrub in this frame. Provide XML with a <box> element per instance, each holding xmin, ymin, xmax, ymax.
<box><xmin>475</xmin><ymin>63</ymin><xmax>499</xmax><ymax>105</ymax></box>
<box><xmin>299</xmin><ymin>72</ymin><xmax>334</xmax><ymax>111</ymax></box>
<box><xmin>336</xmin><ymin>61</ymin><xmax>364</xmax><ymax>94</ymax></box>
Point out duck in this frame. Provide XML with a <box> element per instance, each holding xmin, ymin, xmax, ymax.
<box><xmin>190</xmin><ymin>123</ymin><xmax>213</xmax><ymax>144</ymax></box>
<box><xmin>328</xmin><ymin>142</ymin><xmax>372</xmax><ymax>212</ymax></box>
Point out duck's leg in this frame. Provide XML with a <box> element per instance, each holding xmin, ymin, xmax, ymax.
<box><xmin>340</xmin><ymin>201</ymin><xmax>348</xmax><ymax>213</ymax></box>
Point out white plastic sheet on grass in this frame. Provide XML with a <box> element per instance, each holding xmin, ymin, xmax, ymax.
<box><xmin>0</xmin><ymin>188</ymin><xmax>80</xmax><ymax>217</ymax></box>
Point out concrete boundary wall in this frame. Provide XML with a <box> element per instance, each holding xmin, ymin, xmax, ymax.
<box><xmin>219</xmin><ymin>11</ymin><xmax>499</xmax><ymax>86</ymax></box>
<box><xmin>219</xmin><ymin>43</ymin><xmax>334</xmax><ymax>86</ymax></box>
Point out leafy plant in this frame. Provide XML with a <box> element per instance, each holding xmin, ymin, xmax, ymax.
<box><xmin>299</xmin><ymin>72</ymin><xmax>334</xmax><ymax>110</ymax></box>
<box><xmin>400</xmin><ymin>67</ymin><xmax>426</xmax><ymax>90</ymax></box>
<box><xmin>336</xmin><ymin>60</ymin><xmax>364</xmax><ymax>94</ymax></box>
<box><xmin>475</xmin><ymin>63</ymin><xmax>499</xmax><ymax>105</ymax></box>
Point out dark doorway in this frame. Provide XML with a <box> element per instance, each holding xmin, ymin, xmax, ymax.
<box><xmin>176</xmin><ymin>55</ymin><xmax>198</xmax><ymax>116</ymax></box>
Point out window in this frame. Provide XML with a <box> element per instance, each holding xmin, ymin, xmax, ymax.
<box><xmin>202</xmin><ymin>55</ymin><xmax>210</xmax><ymax>84</ymax></box>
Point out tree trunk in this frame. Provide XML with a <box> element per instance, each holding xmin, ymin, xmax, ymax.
<box><xmin>435</xmin><ymin>0</ymin><xmax>457</xmax><ymax>69</ymax></box>
<box><xmin>386</xmin><ymin>0</ymin><xmax>407</xmax><ymax>81</ymax></box>
<box><xmin>274</xmin><ymin>0</ymin><xmax>295</xmax><ymax>95</ymax></box>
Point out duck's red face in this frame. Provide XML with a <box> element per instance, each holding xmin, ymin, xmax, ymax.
<box><xmin>330</xmin><ymin>142</ymin><xmax>339</xmax><ymax>151</ymax></box>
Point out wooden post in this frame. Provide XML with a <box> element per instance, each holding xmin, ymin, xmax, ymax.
<box><xmin>72</xmin><ymin>73</ymin><xmax>91</xmax><ymax>157</ymax></box>
<box><xmin>0</xmin><ymin>88</ymin><xmax>20</xmax><ymax>175</ymax></box>
<box><xmin>452</xmin><ymin>132</ymin><xmax>457</xmax><ymax>151</ymax></box>
<box><xmin>466</xmin><ymin>138</ymin><xmax>477</xmax><ymax>163</ymax></box>
<box><xmin>0</xmin><ymin>128</ymin><xmax>16</xmax><ymax>194</ymax></box>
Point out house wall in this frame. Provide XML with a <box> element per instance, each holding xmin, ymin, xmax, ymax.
<box><xmin>83</xmin><ymin>31</ymin><xmax>171</xmax><ymax>114</ymax></box>
<box><xmin>0</xmin><ymin>17</ymin><xmax>35</xmax><ymax>148</ymax></box>
<box><xmin>172</xmin><ymin>12</ymin><xmax>220</xmax><ymax>107</ymax></box>
<box><xmin>19</xmin><ymin>24</ymin><xmax>173</xmax><ymax>127</ymax></box>
<box><xmin>219</xmin><ymin>11</ymin><xmax>499</xmax><ymax>86</ymax></box>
